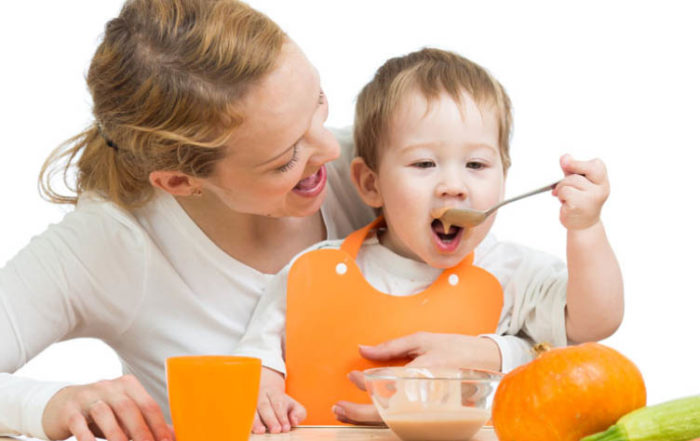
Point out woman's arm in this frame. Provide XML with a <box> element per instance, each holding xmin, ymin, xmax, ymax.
<box><xmin>0</xmin><ymin>201</ymin><xmax>172</xmax><ymax>441</ymax></box>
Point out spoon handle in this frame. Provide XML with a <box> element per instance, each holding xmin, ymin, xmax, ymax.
<box><xmin>485</xmin><ymin>180</ymin><xmax>560</xmax><ymax>215</ymax></box>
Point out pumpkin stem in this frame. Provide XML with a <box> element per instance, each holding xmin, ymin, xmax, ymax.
<box><xmin>532</xmin><ymin>342</ymin><xmax>552</xmax><ymax>357</ymax></box>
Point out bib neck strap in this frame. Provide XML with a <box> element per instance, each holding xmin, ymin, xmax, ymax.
<box><xmin>340</xmin><ymin>216</ymin><xmax>385</xmax><ymax>258</ymax></box>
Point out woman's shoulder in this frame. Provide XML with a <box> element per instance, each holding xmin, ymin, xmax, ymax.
<box><xmin>68</xmin><ymin>192</ymin><xmax>146</xmax><ymax>238</ymax></box>
<box><xmin>38</xmin><ymin>192</ymin><xmax>151</xmax><ymax>261</ymax></box>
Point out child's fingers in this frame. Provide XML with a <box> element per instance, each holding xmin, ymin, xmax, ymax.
<box><xmin>553</xmin><ymin>173</ymin><xmax>593</xmax><ymax>196</ymax></box>
<box><xmin>287</xmin><ymin>396</ymin><xmax>307</xmax><ymax>426</ymax></box>
<box><xmin>556</xmin><ymin>184</ymin><xmax>585</xmax><ymax>206</ymax></box>
<box><xmin>257</xmin><ymin>393</ymin><xmax>282</xmax><ymax>433</ymax></box>
<box><xmin>332</xmin><ymin>401</ymin><xmax>385</xmax><ymax>426</ymax></box>
<box><xmin>251</xmin><ymin>413</ymin><xmax>267</xmax><ymax>434</ymax></box>
<box><xmin>560</xmin><ymin>155</ymin><xmax>608</xmax><ymax>184</ymax></box>
<box><xmin>270</xmin><ymin>392</ymin><xmax>292</xmax><ymax>431</ymax></box>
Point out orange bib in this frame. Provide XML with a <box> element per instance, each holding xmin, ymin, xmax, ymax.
<box><xmin>285</xmin><ymin>217</ymin><xmax>503</xmax><ymax>424</ymax></box>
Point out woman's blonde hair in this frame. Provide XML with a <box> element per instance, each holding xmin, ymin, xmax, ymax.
<box><xmin>354</xmin><ymin>48</ymin><xmax>513</xmax><ymax>172</ymax></box>
<box><xmin>40</xmin><ymin>0</ymin><xmax>286</xmax><ymax>209</ymax></box>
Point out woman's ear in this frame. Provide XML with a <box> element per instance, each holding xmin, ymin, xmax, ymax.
<box><xmin>149</xmin><ymin>170</ymin><xmax>202</xmax><ymax>197</ymax></box>
<box><xmin>350</xmin><ymin>157</ymin><xmax>383</xmax><ymax>208</ymax></box>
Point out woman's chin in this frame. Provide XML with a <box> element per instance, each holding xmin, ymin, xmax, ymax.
<box><xmin>285</xmin><ymin>186</ymin><xmax>327</xmax><ymax>218</ymax></box>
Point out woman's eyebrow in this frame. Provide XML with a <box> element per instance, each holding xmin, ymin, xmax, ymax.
<box><xmin>255</xmin><ymin>142</ymin><xmax>298</xmax><ymax>167</ymax></box>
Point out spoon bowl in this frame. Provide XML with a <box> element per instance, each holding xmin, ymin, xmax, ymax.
<box><xmin>438</xmin><ymin>180</ymin><xmax>560</xmax><ymax>229</ymax></box>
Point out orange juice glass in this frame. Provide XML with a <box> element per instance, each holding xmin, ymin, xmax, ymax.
<box><xmin>166</xmin><ymin>355</ymin><xmax>261</xmax><ymax>441</ymax></box>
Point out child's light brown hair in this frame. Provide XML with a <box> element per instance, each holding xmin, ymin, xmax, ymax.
<box><xmin>354</xmin><ymin>48</ymin><xmax>512</xmax><ymax>172</ymax></box>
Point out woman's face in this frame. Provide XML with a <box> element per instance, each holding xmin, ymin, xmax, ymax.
<box><xmin>200</xmin><ymin>41</ymin><xmax>339</xmax><ymax>218</ymax></box>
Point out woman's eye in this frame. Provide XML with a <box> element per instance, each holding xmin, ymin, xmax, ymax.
<box><xmin>466</xmin><ymin>161</ymin><xmax>485</xmax><ymax>170</ymax></box>
<box><xmin>276</xmin><ymin>145</ymin><xmax>299</xmax><ymax>173</ymax></box>
<box><xmin>412</xmin><ymin>160</ymin><xmax>435</xmax><ymax>168</ymax></box>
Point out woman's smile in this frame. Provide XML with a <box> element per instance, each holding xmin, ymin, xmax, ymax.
<box><xmin>292</xmin><ymin>165</ymin><xmax>327</xmax><ymax>198</ymax></box>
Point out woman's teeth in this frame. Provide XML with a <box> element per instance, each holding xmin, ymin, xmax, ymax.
<box><xmin>294</xmin><ymin>170</ymin><xmax>320</xmax><ymax>190</ymax></box>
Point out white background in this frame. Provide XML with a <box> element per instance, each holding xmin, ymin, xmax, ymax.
<box><xmin>1</xmin><ymin>1</ymin><xmax>699</xmax><ymax>407</ymax></box>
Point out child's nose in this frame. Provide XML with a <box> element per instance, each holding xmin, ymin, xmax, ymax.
<box><xmin>435</xmin><ymin>180</ymin><xmax>468</xmax><ymax>200</ymax></box>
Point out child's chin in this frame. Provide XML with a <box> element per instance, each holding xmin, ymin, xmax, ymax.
<box><xmin>426</xmin><ymin>252</ymin><xmax>469</xmax><ymax>269</ymax></box>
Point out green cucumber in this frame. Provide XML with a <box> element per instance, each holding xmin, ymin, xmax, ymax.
<box><xmin>581</xmin><ymin>395</ymin><xmax>700</xmax><ymax>441</ymax></box>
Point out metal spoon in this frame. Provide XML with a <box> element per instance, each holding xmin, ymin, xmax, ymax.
<box><xmin>437</xmin><ymin>180</ymin><xmax>560</xmax><ymax>229</ymax></box>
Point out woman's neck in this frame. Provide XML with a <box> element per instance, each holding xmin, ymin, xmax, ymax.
<box><xmin>175</xmin><ymin>194</ymin><xmax>326</xmax><ymax>274</ymax></box>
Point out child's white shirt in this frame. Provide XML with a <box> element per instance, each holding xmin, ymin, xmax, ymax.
<box><xmin>233</xmin><ymin>233</ymin><xmax>568</xmax><ymax>374</ymax></box>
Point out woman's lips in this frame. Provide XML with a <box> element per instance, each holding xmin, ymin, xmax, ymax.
<box><xmin>292</xmin><ymin>165</ymin><xmax>327</xmax><ymax>198</ymax></box>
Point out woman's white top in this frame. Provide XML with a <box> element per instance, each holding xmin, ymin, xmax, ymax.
<box><xmin>0</xmin><ymin>129</ymin><xmax>375</xmax><ymax>438</ymax></box>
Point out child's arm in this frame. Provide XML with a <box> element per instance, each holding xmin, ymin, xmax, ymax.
<box><xmin>232</xmin><ymin>269</ymin><xmax>305</xmax><ymax>432</ymax></box>
<box><xmin>252</xmin><ymin>367</ymin><xmax>306</xmax><ymax>434</ymax></box>
<box><xmin>555</xmin><ymin>155</ymin><xmax>624</xmax><ymax>342</ymax></box>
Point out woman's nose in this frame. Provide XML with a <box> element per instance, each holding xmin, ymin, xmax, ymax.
<box><xmin>306</xmin><ymin>128</ymin><xmax>341</xmax><ymax>166</ymax></box>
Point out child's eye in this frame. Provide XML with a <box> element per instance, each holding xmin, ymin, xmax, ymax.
<box><xmin>466</xmin><ymin>161</ymin><xmax>485</xmax><ymax>170</ymax></box>
<box><xmin>412</xmin><ymin>160</ymin><xmax>435</xmax><ymax>168</ymax></box>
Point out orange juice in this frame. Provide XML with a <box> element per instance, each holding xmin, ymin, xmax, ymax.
<box><xmin>166</xmin><ymin>356</ymin><xmax>261</xmax><ymax>441</ymax></box>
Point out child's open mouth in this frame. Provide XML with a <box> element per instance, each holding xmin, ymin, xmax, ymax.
<box><xmin>430</xmin><ymin>218</ymin><xmax>464</xmax><ymax>253</ymax></box>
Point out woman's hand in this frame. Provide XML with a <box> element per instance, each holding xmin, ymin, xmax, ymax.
<box><xmin>42</xmin><ymin>375</ymin><xmax>173</xmax><ymax>441</ymax></box>
<box><xmin>332</xmin><ymin>332</ymin><xmax>502</xmax><ymax>425</ymax></box>
<box><xmin>554</xmin><ymin>155</ymin><xmax>610</xmax><ymax>230</ymax></box>
<box><xmin>252</xmin><ymin>367</ymin><xmax>307</xmax><ymax>434</ymax></box>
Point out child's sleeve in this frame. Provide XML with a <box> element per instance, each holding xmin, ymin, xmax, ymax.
<box><xmin>232</xmin><ymin>268</ymin><xmax>289</xmax><ymax>375</ymax></box>
<box><xmin>476</xmin><ymin>238</ymin><xmax>568</xmax><ymax>349</ymax></box>
<box><xmin>501</xmin><ymin>248</ymin><xmax>568</xmax><ymax>347</ymax></box>
<box><xmin>480</xmin><ymin>333</ymin><xmax>535</xmax><ymax>373</ymax></box>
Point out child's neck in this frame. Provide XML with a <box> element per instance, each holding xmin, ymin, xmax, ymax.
<box><xmin>376</xmin><ymin>227</ymin><xmax>425</xmax><ymax>263</ymax></box>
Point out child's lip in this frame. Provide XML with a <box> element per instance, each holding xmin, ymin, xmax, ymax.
<box><xmin>431</xmin><ymin>225</ymin><xmax>465</xmax><ymax>254</ymax></box>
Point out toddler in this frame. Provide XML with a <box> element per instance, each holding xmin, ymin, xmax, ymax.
<box><xmin>234</xmin><ymin>48</ymin><xmax>623</xmax><ymax>432</ymax></box>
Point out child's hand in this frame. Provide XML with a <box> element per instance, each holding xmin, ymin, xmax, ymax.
<box><xmin>252</xmin><ymin>367</ymin><xmax>307</xmax><ymax>434</ymax></box>
<box><xmin>554</xmin><ymin>154</ymin><xmax>610</xmax><ymax>230</ymax></box>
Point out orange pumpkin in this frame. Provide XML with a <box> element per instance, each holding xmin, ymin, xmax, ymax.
<box><xmin>492</xmin><ymin>342</ymin><xmax>646</xmax><ymax>441</ymax></box>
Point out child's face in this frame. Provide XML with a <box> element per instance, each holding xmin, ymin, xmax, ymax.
<box><xmin>372</xmin><ymin>90</ymin><xmax>505</xmax><ymax>268</ymax></box>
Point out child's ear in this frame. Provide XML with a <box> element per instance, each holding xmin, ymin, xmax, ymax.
<box><xmin>149</xmin><ymin>170</ymin><xmax>202</xmax><ymax>197</ymax></box>
<box><xmin>350</xmin><ymin>157</ymin><xmax>383</xmax><ymax>208</ymax></box>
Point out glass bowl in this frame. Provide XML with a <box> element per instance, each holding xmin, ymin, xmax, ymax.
<box><xmin>363</xmin><ymin>367</ymin><xmax>503</xmax><ymax>441</ymax></box>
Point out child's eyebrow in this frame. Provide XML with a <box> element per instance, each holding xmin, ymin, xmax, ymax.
<box><xmin>400</xmin><ymin>141</ymin><xmax>499</xmax><ymax>153</ymax></box>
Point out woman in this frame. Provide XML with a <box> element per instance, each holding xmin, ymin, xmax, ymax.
<box><xmin>0</xmin><ymin>1</ymin><xmax>379</xmax><ymax>440</ymax></box>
